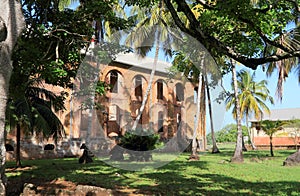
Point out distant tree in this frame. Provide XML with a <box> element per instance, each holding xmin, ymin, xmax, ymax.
<box><xmin>260</xmin><ymin>120</ymin><xmax>287</xmax><ymax>157</ymax></box>
<box><xmin>207</xmin><ymin>124</ymin><xmax>247</xmax><ymax>144</ymax></box>
<box><xmin>284</xmin><ymin>119</ymin><xmax>300</xmax><ymax>152</ymax></box>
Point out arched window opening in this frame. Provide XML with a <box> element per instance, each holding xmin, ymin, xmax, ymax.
<box><xmin>135</xmin><ymin>75</ymin><xmax>143</xmax><ymax>99</ymax></box>
<box><xmin>175</xmin><ymin>83</ymin><xmax>184</xmax><ymax>101</ymax></box>
<box><xmin>158</xmin><ymin>111</ymin><xmax>164</xmax><ymax>133</ymax></box>
<box><xmin>157</xmin><ymin>80</ymin><xmax>163</xmax><ymax>100</ymax></box>
<box><xmin>110</xmin><ymin>71</ymin><xmax>118</xmax><ymax>93</ymax></box>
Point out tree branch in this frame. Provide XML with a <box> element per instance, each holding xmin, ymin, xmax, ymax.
<box><xmin>49</xmin><ymin>28</ymin><xmax>86</xmax><ymax>37</ymax></box>
<box><xmin>164</xmin><ymin>0</ymin><xmax>300</xmax><ymax>70</ymax></box>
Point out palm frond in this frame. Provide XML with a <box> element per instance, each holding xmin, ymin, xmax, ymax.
<box><xmin>33</xmin><ymin>103</ymin><xmax>65</xmax><ymax>139</ymax></box>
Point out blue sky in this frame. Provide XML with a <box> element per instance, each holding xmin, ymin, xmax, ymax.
<box><xmin>221</xmin><ymin>65</ymin><xmax>300</xmax><ymax>128</ymax></box>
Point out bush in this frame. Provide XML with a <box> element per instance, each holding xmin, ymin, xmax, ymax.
<box><xmin>118</xmin><ymin>129</ymin><xmax>162</xmax><ymax>161</ymax></box>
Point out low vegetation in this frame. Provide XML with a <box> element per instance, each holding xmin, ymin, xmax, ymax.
<box><xmin>6</xmin><ymin>144</ymin><xmax>300</xmax><ymax>195</ymax></box>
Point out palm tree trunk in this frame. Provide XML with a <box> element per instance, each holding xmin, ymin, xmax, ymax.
<box><xmin>16</xmin><ymin>123</ymin><xmax>22</xmax><ymax>167</ymax></box>
<box><xmin>231</xmin><ymin>63</ymin><xmax>244</xmax><ymax>163</ymax></box>
<box><xmin>270</xmin><ymin>135</ymin><xmax>274</xmax><ymax>157</ymax></box>
<box><xmin>190</xmin><ymin>73</ymin><xmax>202</xmax><ymax>159</ymax></box>
<box><xmin>199</xmin><ymin>77</ymin><xmax>206</xmax><ymax>150</ymax></box>
<box><xmin>246</xmin><ymin>113</ymin><xmax>256</xmax><ymax>150</ymax></box>
<box><xmin>204</xmin><ymin>75</ymin><xmax>220</xmax><ymax>153</ymax></box>
<box><xmin>189</xmin><ymin>53</ymin><xmax>205</xmax><ymax>160</ymax></box>
<box><xmin>132</xmin><ymin>2</ymin><xmax>163</xmax><ymax>130</ymax></box>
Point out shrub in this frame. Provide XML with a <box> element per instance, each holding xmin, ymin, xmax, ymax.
<box><xmin>118</xmin><ymin>129</ymin><xmax>162</xmax><ymax>161</ymax></box>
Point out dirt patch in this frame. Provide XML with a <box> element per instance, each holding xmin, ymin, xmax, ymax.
<box><xmin>7</xmin><ymin>176</ymin><xmax>146</xmax><ymax>196</ymax></box>
<box><xmin>7</xmin><ymin>177</ymin><xmax>77</xmax><ymax>196</ymax></box>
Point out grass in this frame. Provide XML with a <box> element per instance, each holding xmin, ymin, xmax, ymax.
<box><xmin>6</xmin><ymin>143</ymin><xmax>300</xmax><ymax>195</ymax></box>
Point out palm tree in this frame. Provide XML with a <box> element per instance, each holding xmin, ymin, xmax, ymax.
<box><xmin>229</xmin><ymin>62</ymin><xmax>244</xmax><ymax>163</ymax></box>
<box><xmin>260</xmin><ymin>120</ymin><xmax>287</xmax><ymax>157</ymax></box>
<box><xmin>204</xmin><ymin>73</ymin><xmax>220</xmax><ymax>153</ymax></box>
<box><xmin>7</xmin><ymin>77</ymin><xmax>65</xmax><ymax>167</ymax></box>
<box><xmin>264</xmin><ymin>27</ymin><xmax>300</xmax><ymax>101</ymax></box>
<box><xmin>190</xmin><ymin>70</ymin><xmax>202</xmax><ymax>160</ymax></box>
<box><xmin>171</xmin><ymin>49</ymin><xmax>221</xmax><ymax>154</ymax></box>
<box><xmin>226</xmin><ymin>69</ymin><xmax>274</xmax><ymax>151</ymax></box>
<box><xmin>226</xmin><ymin>70</ymin><xmax>274</xmax><ymax>149</ymax></box>
<box><xmin>125</xmin><ymin>0</ymin><xmax>181</xmax><ymax>130</ymax></box>
<box><xmin>238</xmin><ymin>70</ymin><xmax>274</xmax><ymax>149</ymax></box>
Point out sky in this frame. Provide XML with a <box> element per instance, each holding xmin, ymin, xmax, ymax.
<box><xmin>221</xmin><ymin>65</ymin><xmax>300</xmax><ymax>128</ymax></box>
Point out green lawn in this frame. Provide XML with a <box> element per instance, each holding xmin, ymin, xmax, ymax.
<box><xmin>6</xmin><ymin>144</ymin><xmax>300</xmax><ymax>195</ymax></box>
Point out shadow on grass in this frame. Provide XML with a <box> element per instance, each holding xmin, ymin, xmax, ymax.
<box><xmin>5</xmin><ymin>153</ymin><xmax>300</xmax><ymax>196</ymax></box>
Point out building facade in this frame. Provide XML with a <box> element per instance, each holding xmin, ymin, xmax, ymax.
<box><xmin>6</xmin><ymin>53</ymin><xmax>206</xmax><ymax>160</ymax></box>
<box><xmin>250</xmin><ymin>108</ymin><xmax>300</xmax><ymax>149</ymax></box>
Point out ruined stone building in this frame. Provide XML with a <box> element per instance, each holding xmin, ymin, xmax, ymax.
<box><xmin>6</xmin><ymin>52</ymin><xmax>206</xmax><ymax>160</ymax></box>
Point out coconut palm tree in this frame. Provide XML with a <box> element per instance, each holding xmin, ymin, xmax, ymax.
<box><xmin>264</xmin><ymin>27</ymin><xmax>300</xmax><ymax>101</ymax></box>
<box><xmin>125</xmin><ymin>0</ymin><xmax>182</xmax><ymax>130</ymax></box>
<box><xmin>204</xmin><ymin>73</ymin><xmax>220</xmax><ymax>153</ymax></box>
<box><xmin>226</xmin><ymin>70</ymin><xmax>274</xmax><ymax>150</ymax></box>
<box><xmin>228</xmin><ymin>62</ymin><xmax>244</xmax><ymax>163</ymax></box>
<box><xmin>7</xmin><ymin>77</ymin><xmax>65</xmax><ymax>167</ymax></box>
<box><xmin>171</xmin><ymin>49</ymin><xmax>221</xmax><ymax>154</ymax></box>
<box><xmin>238</xmin><ymin>70</ymin><xmax>274</xmax><ymax>149</ymax></box>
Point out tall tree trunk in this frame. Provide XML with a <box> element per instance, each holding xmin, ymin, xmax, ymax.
<box><xmin>0</xmin><ymin>1</ymin><xmax>24</xmax><ymax>194</ymax></box>
<box><xmin>16</xmin><ymin>123</ymin><xmax>21</xmax><ymax>167</ymax></box>
<box><xmin>132</xmin><ymin>1</ymin><xmax>163</xmax><ymax>130</ymax></box>
<box><xmin>132</xmin><ymin>28</ymin><xmax>161</xmax><ymax>130</ymax></box>
<box><xmin>270</xmin><ymin>135</ymin><xmax>274</xmax><ymax>157</ymax></box>
<box><xmin>204</xmin><ymin>75</ymin><xmax>220</xmax><ymax>153</ymax></box>
<box><xmin>189</xmin><ymin>53</ymin><xmax>205</xmax><ymax>160</ymax></box>
<box><xmin>190</xmin><ymin>73</ymin><xmax>202</xmax><ymax>159</ymax></box>
<box><xmin>132</xmin><ymin>39</ymin><xmax>160</xmax><ymax>130</ymax></box>
<box><xmin>246</xmin><ymin>113</ymin><xmax>256</xmax><ymax>150</ymax></box>
<box><xmin>231</xmin><ymin>63</ymin><xmax>244</xmax><ymax>163</ymax></box>
<box><xmin>199</xmin><ymin>76</ymin><xmax>206</xmax><ymax>151</ymax></box>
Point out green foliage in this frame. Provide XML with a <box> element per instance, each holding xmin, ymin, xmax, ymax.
<box><xmin>260</xmin><ymin>120</ymin><xmax>289</xmax><ymax>137</ymax></box>
<box><xmin>118</xmin><ymin>129</ymin><xmax>162</xmax><ymax>161</ymax></box>
<box><xmin>6</xmin><ymin>77</ymin><xmax>65</xmax><ymax>139</ymax></box>
<box><xmin>124</xmin><ymin>0</ymin><xmax>159</xmax><ymax>7</ymax></box>
<box><xmin>225</xmin><ymin>69</ymin><xmax>273</xmax><ymax>121</ymax></box>
<box><xmin>119</xmin><ymin>129</ymin><xmax>161</xmax><ymax>151</ymax></box>
<box><xmin>160</xmin><ymin>0</ymin><xmax>300</xmax><ymax>71</ymax></box>
<box><xmin>207</xmin><ymin>124</ymin><xmax>248</xmax><ymax>144</ymax></box>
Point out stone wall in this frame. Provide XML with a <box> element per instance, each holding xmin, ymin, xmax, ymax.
<box><xmin>6</xmin><ymin>137</ymin><xmax>114</xmax><ymax>161</ymax></box>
